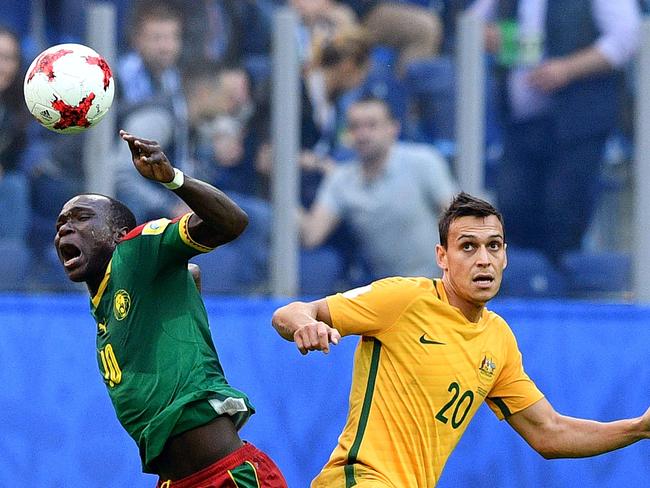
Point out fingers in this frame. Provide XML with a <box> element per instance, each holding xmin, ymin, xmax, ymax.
<box><xmin>294</xmin><ymin>322</ymin><xmax>340</xmax><ymax>355</ymax></box>
<box><xmin>330</xmin><ymin>328</ymin><xmax>341</xmax><ymax>345</ymax></box>
<box><xmin>135</xmin><ymin>147</ymin><xmax>164</xmax><ymax>164</ymax></box>
<box><xmin>119</xmin><ymin>129</ymin><xmax>160</xmax><ymax>155</ymax></box>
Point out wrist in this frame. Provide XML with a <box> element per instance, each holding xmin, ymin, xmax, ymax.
<box><xmin>161</xmin><ymin>168</ymin><xmax>184</xmax><ymax>190</ymax></box>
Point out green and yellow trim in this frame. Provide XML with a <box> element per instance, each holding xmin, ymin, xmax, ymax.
<box><xmin>91</xmin><ymin>259</ymin><xmax>112</xmax><ymax>309</ymax></box>
<box><xmin>227</xmin><ymin>460</ymin><xmax>261</xmax><ymax>487</ymax></box>
<box><xmin>344</xmin><ymin>339</ymin><xmax>382</xmax><ymax>487</ymax></box>
<box><xmin>178</xmin><ymin>213</ymin><xmax>213</xmax><ymax>253</ymax></box>
<box><xmin>491</xmin><ymin>397</ymin><xmax>512</xmax><ymax>418</ymax></box>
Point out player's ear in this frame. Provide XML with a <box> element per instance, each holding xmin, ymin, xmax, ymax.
<box><xmin>503</xmin><ymin>242</ymin><xmax>508</xmax><ymax>270</ymax></box>
<box><xmin>435</xmin><ymin>244</ymin><xmax>448</xmax><ymax>271</ymax></box>
<box><xmin>114</xmin><ymin>226</ymin><xmax>129</xmax><ymax>243</ymax></box>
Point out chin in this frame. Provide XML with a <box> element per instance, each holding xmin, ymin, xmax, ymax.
<box><xmin>472</xmin><ymin>286</ymin><xmax>499</xmax><ymax>303</ymax></box>
<box><xmin>64</xmin><ymin>265</ymin><xmax>88</xmax><ymax>283</ymax></box>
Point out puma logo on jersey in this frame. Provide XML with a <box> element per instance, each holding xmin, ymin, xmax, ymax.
<box><xmin>419</xmin><ymin>334</ymin><xmax>445</xmax><ymax>345</ymax></box>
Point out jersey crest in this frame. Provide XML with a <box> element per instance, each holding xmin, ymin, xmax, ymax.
<box><xmin>478</xmin><ymin>352</ymin><xmax>497</xmax><ymax>386</ymax></box>
<box><xmin>113</xmin><ymin>289</ymin><xmax>131</xmax><ymax>321</ymax></box>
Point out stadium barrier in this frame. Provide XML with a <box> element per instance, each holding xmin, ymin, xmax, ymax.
<box><xmin>0</xmin><ymin>294</ymin><xmax>649</xmax><ymax>487</ymax></box>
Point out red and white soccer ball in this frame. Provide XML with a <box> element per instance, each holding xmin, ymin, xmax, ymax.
<box><xmin>23</xmin><ymin>43</ymin><xmax>115</xmax><ymax>134</ymax></box>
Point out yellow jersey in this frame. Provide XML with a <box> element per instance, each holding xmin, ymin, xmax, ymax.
<box><xmin>312</xmin><ymin>277</ymin><xmax>544</xmax><ymax>488</ymax></box>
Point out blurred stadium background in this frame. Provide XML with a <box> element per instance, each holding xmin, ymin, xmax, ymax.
<box><xmin>1</xmin><ymin>1</ymin><xmax>649</xmax><ymax>487</ymax></box>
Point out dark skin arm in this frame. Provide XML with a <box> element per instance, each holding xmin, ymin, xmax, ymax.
<box><xmin>120</xmin><ymin>130</ymin><xmax>248</xmax><ymax>248</ymax></box>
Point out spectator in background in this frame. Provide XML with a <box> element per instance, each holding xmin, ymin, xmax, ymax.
<box><xmin>182</xmin><ymin>61</ymin><xmax>273</xmax><ymax>294</ymax></box>
<box><xmin>290</xmin><ymin>0</ymin><xmax>358</xmax><ymax>66</ymax></box>
<box><xmin>436</xmin><ymin>0</ymin><xmax>475</xmax><ymax>55</ymax></box>
<box><xmin>256</xmin><ymin>26</ymin><xmax>373</xmax><ymax>207</ymax></box>
<box><xmin>472</xmin><ymin>0</ymin><xmax>641</xmax><ymax>261</ymax></box>
<box><xmin>342</xmin><ymin>0</ymin><xmax>444</xmax><ymax>73</ymax></box>
<box><xmin>117</xmin><ymin>1</ymin><xmax>185</xmax><ymax>108</ymax></box>
<box><xmin>186</xmin><ymin>62</ymin><xmax>259</xmax><ymax>198</ymax></box>
<box><xmin>114</xmin><ymin>0</ymin><xmax>190</xmax><ymax>222</ymax></box>
<box><xmin>178</xmin><ymin>0</ymin><xmax>274</xmax><ymax>69</ymax></box>
<box><xmin>0</xmin><ymin>24</ymin><xmax>81</xmax><ymax>289</ymax></box>
<box><xmin>0</xmin><ymin>26</ymin><xmax>30</xmax><ymax>249</ymax></box>
<box><xmin>301</xmin><ymin>97</ymin><xmax>458</xmax><ymax>281</ymax></box>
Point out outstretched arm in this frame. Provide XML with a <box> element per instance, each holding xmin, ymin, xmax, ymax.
<box><xmin>120</xmin><ymin>130</ymin><xmax>248</xmax><ymax>248</ymax></box>
<box><xmin>507</xmin><ymin>397</ymin><xmax>650</xmax><ymax>459</ymax></box>
<box><xmin>272</xmin><ymin>299</ymin><xmax>342</xmax><ymax>355</ymax></box>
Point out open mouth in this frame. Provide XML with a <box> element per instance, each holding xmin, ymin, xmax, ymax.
<box><xmin>59</xmin><ymin>243</ymin><xmax>83</xmax><ymax>269</ymax></box>
<box><xmin>473</xmin><ymin>274</ymin><xmax>494</xmax><ymax>286</ymax></box>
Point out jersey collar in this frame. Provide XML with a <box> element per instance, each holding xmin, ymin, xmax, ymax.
<box><xmin>433</xmin><ymin>278</ymin><xmax>489</xmax><ymax>325</ymax></box>
<box><xmin>91</xmin><ymin>258</ymin><xmax>112</xmax><ymax>309</ymax></box>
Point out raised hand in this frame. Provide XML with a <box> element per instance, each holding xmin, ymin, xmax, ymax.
<box><xmin>120</xmin><ymin>129</ymin><xmax>175</xmax><ymax>183</ymax></box>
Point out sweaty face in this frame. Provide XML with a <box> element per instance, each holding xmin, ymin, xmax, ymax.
<box><xmin>436</xmin><ymin>215</ymin><xmax>507</xmax><ymax>317</ymax></box>
<box><xmin>346</xmin><ymin>102</ymin><xmax>399</xmax><ymax>163</ymax></box>
<box><xmin>135</xmin><ymin>18</ymin><xmax>181</xmax><ymax>73</ymax></box>
<box><xmin>54</xmin><ymin>195</ymin><xmax>117</xmax><ymax>285</ymax></box>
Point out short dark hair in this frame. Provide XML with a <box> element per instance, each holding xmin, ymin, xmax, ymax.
<box><xmin>129</xmin><ymin>0</ymin><xmax>182</xmax><ymax>38</ymax></box>
<box><xmin>108</xmin><ymin>197</ymin><xmax>137</xmax><ymax>233</ymax></box>
<box><xmin>80</xmin><ymin>193</ymin><xmax>137</xmax><ymax>232</ymax></box>
<box><xmin>348</xmin><ymin>96</ymin><xmax>396</xmax><ymax>122</ymax></box>
<box><xmin>438</xmin><ymin>192</ymin><xmax>505</xmax><ymax>247</ymax></box>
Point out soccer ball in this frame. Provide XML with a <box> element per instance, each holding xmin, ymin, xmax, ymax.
<box><xmin>23</xmin><ymin>43</ymin><xmax>115</xmax><ymax>134</ymax></box>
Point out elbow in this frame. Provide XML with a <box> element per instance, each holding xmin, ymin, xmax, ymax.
<box><xmin>271</xmin><ymin>307</ymin><xmax>294</xmax><ymax>342</ymax></box>
<box><xmin>235</xmin><ymin>208</ymin><xmax>249</xmax><ymax>236</ymax></box>
<box><xmin>537</xmin><ymin>446</ymin><xmax>561</xmax><ymax>460</ymax></box>
<box><xmin>529</xmin><ymin>433</ymin><xmax>563</xmax><ymax>460</ymax></box>
<box><xmin>271</xmin><ymin>308</ymin><xmax>283</xmax><ymax>332</ymax></box>
<box><xmin>224</xmin><ymin>208</ymin><xmax>249</xmax><ymax>242</ymax></box>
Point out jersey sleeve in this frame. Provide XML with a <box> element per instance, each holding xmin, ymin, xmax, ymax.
<box><xmin>485</xmin><ymin>324</ymin><xmax>545</xmax><ymax>420</ymax></box>
<box><xmin>119</xmin><ymin>213</ymin><xmax>213</xmax><ymax>276</ymax></box>
<box><xmin>326</xmin><ymin>277</ymin><xmax>428</xmax><ymax>337</ymax></box>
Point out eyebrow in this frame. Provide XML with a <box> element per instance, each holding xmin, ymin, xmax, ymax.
<box><xmin>56</xmin><ymin>205</ymin><xmax>96</xmax><ymax>221</ymax></box>
<box><xmin>456</xmin><ymin>233</ymin><xmax>504</xmax><ymax>241</ymax></box>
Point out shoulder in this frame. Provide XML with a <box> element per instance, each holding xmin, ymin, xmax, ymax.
<box><xmin>117</xmin><ymin>52</ymin><xmax>144</xmax><ymax>75</ymax></box>
<box><xmin>391</xmin><ymin>143</ymin><xmax>448</xmax><ymax>177</ymax></box>
<box><xmin>120</xmin><ymin>217</ymin><xmax>177</xmax><ymax>242</ymax></box>
<box><xmin>365</xmin><ymin>276</ymin><xmax>436</xmax><ymax>300</ymax></box>
<box><xmin>484</xmin><ymin>309</ymin><xmax>518</xmax><ymax>340</ymax></box>
<box><xmin>329</xmin><ymin>160</ymin><xmax>361</xmax><ymax>179</ymax></box>
<box><xmin>320</xmin><ymin>161</ymin><xmax>361</xmax><ymax>192</ymax></box>
<box><xmin>333</xmin><ymin>276</ymin><xmax>433</xmax><ymax>301</ymax></box>
<box><xmin>394</xmin><ymin>142</ymin><xmax>445</xmax><ymax>161</ymax></box>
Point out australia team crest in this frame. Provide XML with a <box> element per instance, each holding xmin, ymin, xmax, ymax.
<box><xmin>477</xmin><ymin>353</ymin><xmax>497</xmax><ymax>385</ymax></box>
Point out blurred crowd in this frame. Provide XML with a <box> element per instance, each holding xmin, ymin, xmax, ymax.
<box><xmin>0</xmin><ymin>0</ymin><xmax>645</xmax><ymax>297</ymax></box>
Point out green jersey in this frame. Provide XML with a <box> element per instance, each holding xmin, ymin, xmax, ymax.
<box><xmin>89</xmin><ymin>213</ymin><xmax>253</xmax><ymax>472</ymax></box>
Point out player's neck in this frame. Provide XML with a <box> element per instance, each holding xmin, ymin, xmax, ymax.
<box><xmin>87</xmin><ymin>257</ymin><xmax>111</xmax><ymax>297</ymax></box>
<box><xmin>441</xmin><ymin>278</ymin><xmax>484</xmax><ymax>323</ymax></box>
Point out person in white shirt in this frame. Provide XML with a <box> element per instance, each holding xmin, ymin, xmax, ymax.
<box><xmin>301</xmin><ymin>97</ymin><xmax>459</xmax><ymax>280</ymax></box>
<box><xmin>472</xmin><ymin>0</ymin><xmax>640</xmax><ymax>260</ymax></box>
